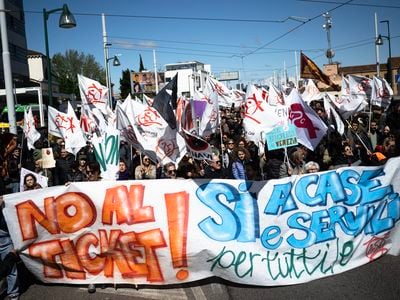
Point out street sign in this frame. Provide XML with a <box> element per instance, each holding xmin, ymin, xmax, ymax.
<box><xmin>217</xmin><ymin>71</ymin><xmax>239</xmax><ymax>81</ymax></box>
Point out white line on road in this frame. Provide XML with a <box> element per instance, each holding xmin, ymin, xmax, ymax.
<box><xmin>79</xmin><ymin>287</ymin><xmax>189</xmax><ymax>299</ymax></box>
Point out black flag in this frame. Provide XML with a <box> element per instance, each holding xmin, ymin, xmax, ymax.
<box><xmin>152</xmin><ymin>73</ymin><xmax>178</xmax><ymax>129</ymax></box>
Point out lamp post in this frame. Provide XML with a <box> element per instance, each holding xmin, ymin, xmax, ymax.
<box><xmin>374</xmin><ymin>13</ymin><xmax>380</xmax><ymax>77</ymax></box>
<box><xmin>106</xmin><ymin>55</ymin><xmax>120</xmax><ymax>107</ymax></box>
<box><xmin>376</xmin><ymin>20</ymin><xmax>392</xmax><ymax>88</ymax></box>
<box><xmin>323</xmin><ymin>12</ymin><xmax>335</xmax><ymax>64</ymax></box>
<box><xmin>43</xmin><ymin>4</ymin><xmax>76</xmax><ymax>107</ymax></box>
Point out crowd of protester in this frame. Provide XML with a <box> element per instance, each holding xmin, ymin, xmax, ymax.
<box><xmin>0</xmin><ymin>99</ymin><xmax>400</xmax><ymax>298</ymax></box>
<box><xmin>0</xmin><ymin>100</ymin><xmax>399</xmax><ymax>194</ymax></box>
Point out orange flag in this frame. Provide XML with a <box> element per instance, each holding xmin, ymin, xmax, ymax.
<box><xmin>300</xmin><ymin>52</ymin><xmax>340</xmax><ymax>91</ymax></box>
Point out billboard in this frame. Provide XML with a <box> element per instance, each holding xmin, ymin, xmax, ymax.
<box><xmin>217</xmin><ymin>71</ymin><xmax>239</xmax><ymax>81</ymax></box>
<box><xmin>132</xmin><ymin>72</ymin><xmax>165</xmax><ymax>94</ymax></box>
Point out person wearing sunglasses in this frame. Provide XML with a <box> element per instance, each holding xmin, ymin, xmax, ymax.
<box><xmin>163</xmin><ymin>162</ymin><xmax>177</xmax><ymax>179</ymax></box>
<box><xmin>86</xmin><ymin>161</ymin><xmax>101</xmax><ymax>181</ymax></box>
<box><xmin>134</xmin><ymin>156</ymin><xmax>156</xmax><ymax>179</ymax></box>
<box><xmin>204</xmin><ymin>154</ymin><xmax>223</xmax><ymax>179</ymax></box>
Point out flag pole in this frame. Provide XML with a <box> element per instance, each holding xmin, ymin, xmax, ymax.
<box><xmin>153</xmin><ymin>49</ymin><xmax>159</xmax><ymax>94</ymax></box>
<box><xmin>345</xmin><ymin>120</ymin><xmax>371</xmax><ymax>154</ymax></box>
<box><xmin>295</xmin><ymin>51</ymin><xmax>299</xmax><ymax>88</ymax></box>
<box><xmin>20</xmin><ymin>131</ymin><xmax>25</xmax><ymax>167</ymax></box>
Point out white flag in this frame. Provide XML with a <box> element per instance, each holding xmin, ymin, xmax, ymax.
<box><xmin>371</xmin><ymin>76</ymin><xmax>393</xmax><ymax>109</ymax></box>
<box><xmin>204</xmin><ymin>76</ymin><xmax>243</xmax><ymax>108</ymax></box>
<box><xmin>48</xmin><ymin>106</ymin><xmax>64</xmax><ymax>138</ymax></box>
<box><xmin>195</xmin><ymin>90</ymin><xmax>219</xmax><ymax>137</ymax></box>
<box><xmin>242</xmin><ymin>84</ymin><xmax>284</xmax><ymax>145</ymax></box>
<box><xmin>286</xmin><ymin>89</ymin><xmax>328</xmax><ymax>150</ymax></box>
<box><xmin>23</xmin><ymin>106</ymin><xmax>41</xmax><ymax>150</ymax></box>
<box><xmin>143</xmin><ymin>94</ymin><xmax>154</xmax><ymax>106</ymax></box>
<box><xmin>330</xmin><ymin>76</ymin><xmax>368</xmax><ymax>120</ymax></box>
<box><xmin>78</xmin><ymin>74</ymin><xmax>109</xmax><ymax>114</ymax></box>
<box><xmin>116</xmin><ymin>102</ymin><xmax>145</xmax><ymax>154</ymax></box>
<box><xmin>91</xmin><ymin>125</ymin><xmax>120</xmax><ymax>181</ymax></box>
<box><xmin>323</xmin><ymin>93</ymin><xmax>345</xmax><ymax>135</ymax></box>
<box><xmin>301</xmin><ymin>79</ymin><xmax>322</xmax><ymax>104</ymax></box>
<box><xmin>65</xmin><ymin>102</ymin><xmax>87</xmax><ymax>156</ymax></box>
<box><xmin>47</xmin><ymin>103</ymin><xmax>86</xmax><ymax>155</ymax></box>
<box><xmin>124</xmin><ymin>98</ymin><xmax>186</xmax><ymax>165</ymax></box>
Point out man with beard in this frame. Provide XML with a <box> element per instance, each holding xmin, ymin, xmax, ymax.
<box><xmin>368</xmin><ymin>120</ymin><xmax>382</xmax><ymax>151</ymax></box>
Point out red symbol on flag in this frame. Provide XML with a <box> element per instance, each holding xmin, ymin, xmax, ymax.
<box><xmin>136</xmin><ymin>107</ymin><xmax>163</xmax><ymax>126</ymax></box>
<box><xmin>243</xmin><ymin>93</ymin><xmax>264</xmax><ymax>124</ymax></box>
<box><xmin>86</xmin><ymin>84</ymin><xmax>106</xmax><ymax>104</ymax></box>
<box><xmin>55</xmin><ymin>113</ymin><xmax>76</xmax><ymax>133</ymax></box>
<box><xmin>157</xmin><ymin>138</ymin><xmax>178</xmax><ymax>158</ymax></box>
<box><xmin>289</xmin><ymin>103</ymin><xmax>319</xmax><ymax>139</ymax></box>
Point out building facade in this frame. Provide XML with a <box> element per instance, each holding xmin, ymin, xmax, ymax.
<box><xmin>323</xmin><ymin>57</ymin><xmax>400</xmax><ymax>95</ymax></box>
<box><xmin>164</xmin><ymin>61</ymin><xmax>211</xmax><ymax>98</ymax></box>
<box><xmin>0</xmin><ymin>0</ymin><xmax>29</xmax><ymax>88</ymax></box>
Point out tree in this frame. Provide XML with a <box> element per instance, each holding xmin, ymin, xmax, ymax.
<box><xmin>51</xmin><ymin>49</ymin><xmax>106</xmax><ymax>99</ymax></box>
<box><xmin>119</xmin><ymin>68</ymin><xmax>132</xmax><ymax>99</ymax></box>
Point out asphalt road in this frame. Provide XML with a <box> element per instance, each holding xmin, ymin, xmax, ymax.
<box><xmin>3</xmin><ymin>253</ymin><xmax>399</xmax><ymax>300</ymax></box>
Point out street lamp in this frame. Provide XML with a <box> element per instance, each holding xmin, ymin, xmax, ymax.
<box><xmin>107</xmin><ymin>55</ymin><xmax>121</xmax><ymax>67</ymax></box>
<box><xmin>105</xmin><ymin>54</ymin><xmax>121</xmax><ymax>107</ymax></box>
<box><xmin>43</xmin><ymin>4</ymin><xmax>76</xmax><ymax>107</ymax></box>
<box><xmin>375</xmin><ymin>20</ymin><xmax>392</xmax><ymax>88</ymax></box>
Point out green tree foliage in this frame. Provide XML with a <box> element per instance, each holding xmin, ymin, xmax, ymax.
<box><xmin>119</xmin><ymin>68</ymin><xmax>132</xmax><ymax>99</ymax></box>
<box><xmin>51</xmin><ymin>49</ymin><xmax>106</xmax><ymax>99</ymax></box>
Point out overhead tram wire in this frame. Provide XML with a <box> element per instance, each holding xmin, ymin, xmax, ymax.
<box><xmin>109</xmin><ymin>46</ymin><xmax>230</xmax><ymax>58</ymax></box>
<box><xmin>23</xmin><ymin>3</ymin><xmax>353</xmax><ymax>59</ymax></box>
<box><xmin>109</xmin><ymin>34</ymin><xmax>395</xmax><ymax>62</ymax></box>
<box><xmin>297</xmin><ymin>0</ymin><xmax>400</xmax><ymax>10</ymax></box>
<box><xmin>110</xmin><ymin>35</ymin><xmax>325</xmax><ymax>54</ymax></box>
<box><xmin>109</xmin><ymin>40</ymin><xmax>325</xmax><ymax>57</ymax></box>
<box><xmin>241</xmin><ymin>0</ymin><xmax>354</xmax><ymax>58</ymax></box>
<box><xmin>24</xmin><ymin>10</ymin><xmax>316</xmax><ymax>24</ymax></box>
<box><xmin>109</xmin><ymin>41</ymin><xmax>240</xmax><ymax>55</ymax></box>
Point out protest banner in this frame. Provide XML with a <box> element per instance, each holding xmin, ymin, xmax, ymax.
<box><xmin>3</xmin><ymin>158</ymin><xmax>400</xmax><ymax>286</ymax></box>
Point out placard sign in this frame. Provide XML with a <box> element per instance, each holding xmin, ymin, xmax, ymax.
<box><xmin>266</xmin><ymin>124</ymin><xmax>298</xmax><ymax>150</ymax></box>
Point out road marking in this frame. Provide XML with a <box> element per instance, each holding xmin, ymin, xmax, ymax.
<box><xmin>79</xmin><ymin>286</ymin><xmax>188</xmax><ymax>299</ymax></box>
<box><xmin>190</xmin><ymin>286</ymin><xmax>207</xmax><ymax>300</ymax></box>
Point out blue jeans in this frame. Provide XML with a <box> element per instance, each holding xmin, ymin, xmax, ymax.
<box><xmin>0</xmin><ymin>229</ymin><xmax>19</xmax><ymax>298</ymax></box>
<box><xmin>10</xmin><ymin>182</ymin><xmax>19</xmax><ymax>193</ymax></box>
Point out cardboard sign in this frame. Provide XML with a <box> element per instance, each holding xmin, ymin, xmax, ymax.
<box><xmin>266</xmin><ymin>124</ymin><xmax>298</xmax><ymax>150</ymax></box>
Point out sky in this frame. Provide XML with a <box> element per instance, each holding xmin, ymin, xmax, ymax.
<box><xmin>23</xmin><ymin>0</ymin><xmax>400</xmax><ymax>91</ymax></box>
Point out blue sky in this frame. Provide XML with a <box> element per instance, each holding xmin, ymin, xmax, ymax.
<box><xmin>24</xmin><ymin>0</ymin><xmax>400</xmax><ymax>90</ymax></box>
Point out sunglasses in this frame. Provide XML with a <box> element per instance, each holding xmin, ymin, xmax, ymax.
<box><xmin>167</xmin><ymin>170</ymin><xmax>176</xmax><ymax>175</ymax></box>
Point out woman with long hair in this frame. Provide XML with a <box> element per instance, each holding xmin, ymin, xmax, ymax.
<box><xmin>231</xmin><ymin>147</ymin><xmax>251</xmax><ymax>180</ymax></box>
